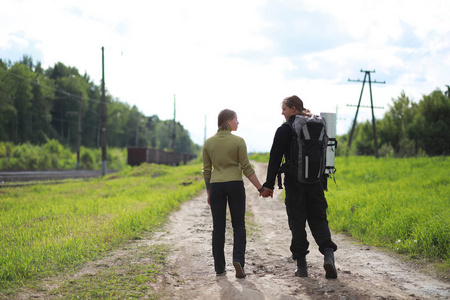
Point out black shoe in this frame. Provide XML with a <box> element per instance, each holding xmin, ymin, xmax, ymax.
<box><xmin>216</xmin><ymin>270</ymin><xmax>227</xmax><ymax>276</ymax></box>
<box><xmin>323</xmin><ymin>249</ymin><xmax>337</xmax><ymax>279</ymax></box>
<box><xmin>233</xmin><ymin>262</ymin><xmax>246</xmax><ymax>278</ymax></box>
<box><xmin>295</xmin><ymin>256</ymin><xmax>308</xmax><ymax>277</ymax></box>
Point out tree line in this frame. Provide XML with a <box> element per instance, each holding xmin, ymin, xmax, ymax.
<box><xmin>1</xmin><ymin>56</ymin><xmax>448</xmax><ymax>158</ymax></box>
<box><xmin>338</xmin><ymin>87</ymin><xmax>450</xmax><ymax>156</ymax></box>
<box><xmin>0</xmin><ymin>56</ymin><xmax>200</xmax><ymax>154</ymax></box>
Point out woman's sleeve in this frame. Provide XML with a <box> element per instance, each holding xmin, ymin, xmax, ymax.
<box><xmin>239</xmin><ymin>138</ymin><xmax>255</xmax><ymax>178</ymax></box>
<box><xmin>202</xmin><ymin>145</ymin><xmax>212</xmax><ymax>179</ymax></box>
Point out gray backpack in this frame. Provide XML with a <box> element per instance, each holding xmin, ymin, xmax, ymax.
<box><xmin>286</xmin><ymin>115</ymin><xmax>328</xmax><ymax>184</ymax></box>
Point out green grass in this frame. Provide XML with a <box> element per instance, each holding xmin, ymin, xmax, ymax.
<box><xmin>327</xmin><ymin>156</ymin><xmax>449</xmax><ymax>266</ymax></box>
<box><xmin>250</xmin><ymin>153</ymin><xmax>450</xmax><ymax>270</ymax></box>
<box><xmin>248</xmin><ymin>153</ymin><xmax>271</xmax><ymax>163</ymax></box>
<box><xmin>0</xmin><ymin>163</ymin><xmax>204</xmax><ymax>292</ymax></box>
<box><xmin>1</xmin><ymin>154</ymin><xmax>449</xmax><ymax>296</ymax></box>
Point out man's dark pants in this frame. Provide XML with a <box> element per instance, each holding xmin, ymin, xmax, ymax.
<box><xmin>284</xmin><ymin>180</ymin><xmax>337</xmax><ymax>259</ymax></box>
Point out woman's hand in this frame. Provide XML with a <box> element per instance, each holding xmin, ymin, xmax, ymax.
<box><xmin>259</xmin><ymin>187</ymin><xmax>273</xmax><ymax>198</ymax></box>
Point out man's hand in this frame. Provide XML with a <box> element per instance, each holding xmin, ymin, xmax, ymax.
<box><xmin>259</xmin><ymin>187</ymin><xmax>273</xmax><ymax>198</ymax></box>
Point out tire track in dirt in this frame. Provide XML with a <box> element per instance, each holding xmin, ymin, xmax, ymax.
<box><xmin>149</xmin><ymin>162</ymin><xmax>450</xmax><ymax>299</ymax></box>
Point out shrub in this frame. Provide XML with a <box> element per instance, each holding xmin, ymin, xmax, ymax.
<box><xmin>107</xmin><ymin>148</ymin><xmax>128</xmax><ymax>170</ymax></box>
<box><xmin>0</xmin><ymin>143</ymin><xmax>6</xmax><ymax>158</ymax></box>
<box><xmin>80</xmin><ymin>147</ymin><xmax>96</xmax><ymax>169</ymax></box>
<box><xmin>0</xmin><ymin>142</ymin><xmax>127</xmax><ymax>171</ymax></box>
<box><xmin>44</xmin><ymin>139</ymin><xmax>64</xmax><ymax>155</ymax></box>
<box><xmin>0</xmin><ymin>142</ymin><xmax>14</xmax><ymax>158</ymax></box>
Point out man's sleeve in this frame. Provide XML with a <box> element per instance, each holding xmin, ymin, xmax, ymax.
<box><xmin>263</xmin><ymin>125</ymin><xmax>290</xmax><ymax>190</ymax></box>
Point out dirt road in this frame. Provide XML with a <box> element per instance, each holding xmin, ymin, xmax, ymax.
<box><xmin>149</xmin><ymin>162</ymin><xmax>450</xmax><ymax>299</ymax></box>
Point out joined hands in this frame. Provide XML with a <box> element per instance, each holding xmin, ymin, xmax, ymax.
<box><xmin>259</xmin><ymin>187</ymin><xmax>273</xmax><ymax>198</ymax></box>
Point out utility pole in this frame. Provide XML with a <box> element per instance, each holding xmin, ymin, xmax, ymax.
<box><xmin>77</xmin><ymin>93</ymin><xmax>82</xmax><ymax>169</ymax></box>
<box><xmin>348</xmin><ymin>70</ymin><xmax>385</xmax><ymax>158</ymax></box>
<box><xmin>204</xmin><ymin>115</ymin><xmax>207</xmax><ymax>142</ymax></box>
<box><xmin>101</xmin><ymin>47</ymin><xmax>107</xmax><ymax>175</ymax></box>
<box><xmin>172</xmin><ymin>94</ymin><xmax>176</xmax><ymax>166</ymax></box>
<box><xmin>135</xmin><ymin>114</ymin><xmax>140</xmax><ymax>147</ymax></box>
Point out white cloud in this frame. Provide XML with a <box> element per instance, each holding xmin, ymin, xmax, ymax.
<box><xmin>1</xmin><ymin>0</ymin><xmax>449</xmax><ymax>152</ymax></box>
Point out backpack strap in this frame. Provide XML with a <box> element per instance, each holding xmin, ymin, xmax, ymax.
<box><xmin>301</xmin><ymin>125</ymin><xmax>310</xmax><ymax>140</ymax></box>
<box><xmin>319</xmin><ymin>127</ymin><xmax>325</xmax><ymax>141</ymax></box>
<box><xmin>276</xmin><ymin>169</ymin><xmax>283</xmax><ymax>189</ymax></box>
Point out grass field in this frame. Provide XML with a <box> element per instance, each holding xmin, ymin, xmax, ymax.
<box><xmin>327</xmin><ymin>156</ymin><xmax>449</xmax><ymax>268</ymax></box>
<box><xmin>1</xmin><ymin>155</ymin><xmax>449</xmax><ymax>294</ymax></box>
<box><xmin>0</xmin><ymin>163</ymin><xmax>204</xmax><ymax>292</ymax></box>
<box><xmin>249</xmin><ymin>154</ymin><xmax>450</xmax><ymax>270</ymax></box>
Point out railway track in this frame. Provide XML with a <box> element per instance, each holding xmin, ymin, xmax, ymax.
<box><xmin>0</xmin><ymin>170</ymin><xmax>115</xmax><ymax>188</ymax></box>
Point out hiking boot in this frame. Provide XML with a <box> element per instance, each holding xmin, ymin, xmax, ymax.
<box><xmin>233</xmin><ymin>262</ymin><xmax>246</xmax><ymax>278</ymax></box>
<box><xmin>323</xmin><ymin>248</ymin><xmax>337</xmax><ymax>279</ymax></box>
<box><xmin>295</xmin><ymin>256</ymin><xmax>308</xmax><ymax>277</ymax></box>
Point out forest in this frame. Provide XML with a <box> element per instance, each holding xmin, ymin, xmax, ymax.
<box><xmin>1</xmin><ymin>56</ymin><xmax>449</xmax><ymax>159</ymax></box>
<box><xmin>337</xmin><ymin>88</ymin><xmax>449</xmax><ymax>157</ymax></box>
<box><xmin>0</xmin><ymin>56</ymin><xmax>200</xmax><ymax>155</ymax></box>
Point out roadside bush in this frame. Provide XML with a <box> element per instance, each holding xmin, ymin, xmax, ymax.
<box><xmin>0</xmin><ymin>143</ymin><xmax>7</xmax><ymax>158</ymax></box>
<box><xmin>80</xmin><ymin>147</ymin><xmax>96</xmax><ymax>169</ymax></box>
<box><xmin>0</xmin><ymin>142</ymin><xmax>127</xmax><ymax>171</ymax></box>
<box><xmin>10</xmin><ymin>143</ymin><xmax>38</xmax><ymax>170</ymax></box>
<box><xmin>44</xmin><ymin>139</ymin><xmax>64</xmax><ymax>155</ymax></box>
<box><xmin>107</xmin><ymin>148</ymin><xmax>128</xmax><ymax>170</ymax></box>
<box><xmin>0</xmin><ymin>142</ymin><xmax>14</xmax><ymax>158</ymax></box>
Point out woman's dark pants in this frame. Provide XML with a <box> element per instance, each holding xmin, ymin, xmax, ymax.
<box><xmin>209</xmin><ymin>181</ymin><xmax>246</xmax><ymax>273</ymax></box>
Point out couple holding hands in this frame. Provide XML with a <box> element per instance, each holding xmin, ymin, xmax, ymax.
<box><xmin>202</xmin><ymin>95</ymin><xmax>338</xmax><ymax>280</ymax></box>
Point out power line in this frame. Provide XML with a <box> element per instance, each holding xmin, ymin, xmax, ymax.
<box><xmin>0</xmin><ymin>67</ymin><xmax>104</xmax><ymax>105</ymax></box>
<box><xmin>10</xmin><ymin>106</ymin><xmax>104</xmax><ymax>130</ymax></box>
<box><xmin>347</xmin><ymin>104</ymin><xmax>384</xmax><ymax>109</ymax></box>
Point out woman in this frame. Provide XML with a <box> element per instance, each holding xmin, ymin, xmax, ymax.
<box><xmin>202</xmin><ymin>109</ymin><xmax>266</xmax><ymax>278</ymax></box>
<box><xmin>262</xmin><ymin>95</ymin><xmax>338</xmax><ymax>279</ymax></box>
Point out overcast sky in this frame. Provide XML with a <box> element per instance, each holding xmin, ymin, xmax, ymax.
<box><xmin>1</xmin><ymin>0</ymin><xmax>449</xmax><ymax>152</ymax></box>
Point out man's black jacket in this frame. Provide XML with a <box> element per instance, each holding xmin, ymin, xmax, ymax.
<box><xmin>263</xmin><ymin>116</ymin><xmax>296</xmax><ymax>190</ymax></box>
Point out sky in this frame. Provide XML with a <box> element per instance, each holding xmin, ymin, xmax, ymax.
<box><xmin>1</xmin><ymin>0</ymin><xmax>449</xmax><ymax>152</ymax></box>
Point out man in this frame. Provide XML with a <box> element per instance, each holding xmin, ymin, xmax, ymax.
<box><xmin>261</xmin><ymin>95</ymin><xmax>337</xmax><ymax>278</ymax></box>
